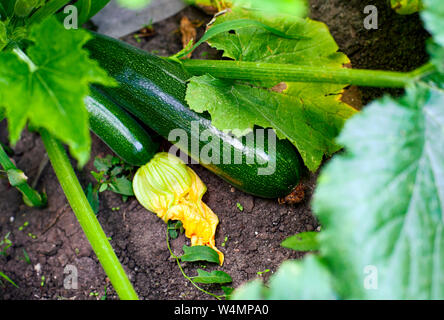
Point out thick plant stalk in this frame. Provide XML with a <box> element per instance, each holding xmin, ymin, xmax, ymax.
<box><xmin>0</xmin><ymin>143</ymin><xmax>46</xmax><ymax>208</ymax></box>
<box><xmin>40</xmin><ymin>130</ymin><xmax>138</xmax><ymax>300</ymax></box>
<box><xmin>182</xmin><ymin>59</ymin><xmax>427</xmax><ymax>88</ymax></box>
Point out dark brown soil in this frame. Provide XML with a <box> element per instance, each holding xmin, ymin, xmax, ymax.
<box><xmin>0</xmin><ymin>0</ymin><xmax>428</xmax><ymax>300</ymax></box>
<box><xmin>310</xmin><ymin>0</ymin><xmax>429</xmax><ymax>104</ymax></box>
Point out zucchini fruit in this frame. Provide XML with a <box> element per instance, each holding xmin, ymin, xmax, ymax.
<box><xmin>85</xmin><ymin>85</ymin><xmax>159</xmax><ymax>166</ymax></box>
<box><xmin>86</xmin><ymin>33</ymin><xmax>302</xmax><ymax>198</ymax></box>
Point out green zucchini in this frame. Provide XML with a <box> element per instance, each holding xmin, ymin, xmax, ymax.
<box><xmin>85</xmin><ymin>85</ymin><xmax>159</xmax><ymax>166</ymax></box>
<box><xmin>86</xmin><ymin>33</ymin><xmax>302</xmax><ymax>198</ymax></box>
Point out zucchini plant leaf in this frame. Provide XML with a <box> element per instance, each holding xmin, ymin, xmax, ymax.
<box><xmin>281</xmin><ymin>231</ymin><xmax>319</xmax><ymax>252</ymax></box>
<box><xmin>313</xmin><ymin>85</ymin><xmax>444</xmax><ymax>299</ymax></box>
<box><xmin>180</xmin><ymin>245</ymin><xmax>221</xmax><ymax>264</ymax></box>
<box><xmin>421</xmin><ymin>0</ymin><xmax>444</xmax><ymax>48</ymax></box>
<box><xmin>233</xmin><ymin>0</ymin><xmax>307</xmax><ymax>17</ymax></box>
<box><xmin>427</xmin><ymin>41</ymin><xmax>444</xmax><ymax>73</ymax></box>
<box><xmin>232</xmin><ymin>256</ymin><xmax>336</xmax><ymax>300</ymax></box>
<box><xmin>186</xmin><ymin>8</ymin><xmax>357</xmax><ymax>172</ymax></box>
<box><xmin>0</xmin><ymin>17</ymin><xmax>115</xmax><ymax>166</ymax></box>
<box><xmin>192</xmin><ymin>269</ymin><xmax>232</xmax><ymax>284</ymax></box>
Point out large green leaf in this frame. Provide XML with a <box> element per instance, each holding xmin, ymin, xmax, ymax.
<box><xmin>232</xmin><ymin>256</ymin><xmax>337</xmax><ymax>300</ymax></box>
<box><xmin>313</xmin><ymin>86</ymin><xmax>444</xmax><ymax>299</ymax></box>
<box><xmin>186</xmin><ymin>8</ymin><xmax>357</xmax><ymax>171</ymax></box>
<box><xmin>0</xmin><ymin>17</ymin><xmax>114</xmax><ymax>166</ymax></box>
<box><xmin>427</xmin><ymin>41</ymin><xmax>444</xmax><ymax>73</ymax></box>
<box><xmin>422</xmin><ymin>0</ymin><xmax>444</xmax><ymax>48</ymax></box>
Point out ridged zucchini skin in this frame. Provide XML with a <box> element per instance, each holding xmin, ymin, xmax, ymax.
<box><xmin>85</xmin><ymin>86</ymin><xmax>159</xmax><ymax>166</ymax></box>
<box><xmin>86</xmin><ymin>33</ymin><xmax>302</xmax><ymax>198</ymax></box>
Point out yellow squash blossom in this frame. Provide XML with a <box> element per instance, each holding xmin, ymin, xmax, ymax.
<box><xmin>133</xmin><ymin>152</ymin><xmax>224</xmax><ymax>265</ymax></box>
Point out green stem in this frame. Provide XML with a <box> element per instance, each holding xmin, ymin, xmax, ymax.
<box><xmin>0</xmin><ymin>143</ymin><xmax>46</xmax><ymax>208</ymax></box>
<box><xmin>40</xmin><ymin>130</ymin><xmax>138</xmax><ymax>300</ymax></box>
<box><xmin>182</xmin><ymin>59</ymin><xmax>419</xmax><ymax>88</ymax></box>
<box><xmin>13</xmin><ymin>47</ymin><xmax>37</xmax><ymax>72</ymax></box>
<box><xmin>166</xmin><ymin>227</ymin><xmax>222</xmax><ymax>300</ymax></box>
<box><xmin>409</xmin><ymin>62</ymin><xmax>436</xmax><ymax>79</ymax></box>
<box><xmin>28</xmin><ymin>0</ymin><xmax>71</xmax><ymax>25</ymax></box>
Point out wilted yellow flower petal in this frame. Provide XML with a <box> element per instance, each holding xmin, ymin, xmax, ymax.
<box><xmin>133</xmin><ymin>152</ymin><xmax>224</xmax><ymax>265</ymax></box>
<box><xmin>133</xmin><ymin>153</ymin><xmax>192</xmax><ymax>220</ymax></box>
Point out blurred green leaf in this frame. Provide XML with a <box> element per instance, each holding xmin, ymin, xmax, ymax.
<box><xmin>314</xmin><ymin>86</ymin><xmax>444</xmax><ymax>299</ymax></box>
<box><xmin>94</xmin><ymin>155</ymin><xmax>114</xmax><ymax>172</ymax></box>
<box><xmin>0</xmin><ymin>0</ymin><xmax>16</xmax><ymax>18</ymax></box>
<box><xmin>421</xmin><ymin>0</ymin><xmax>444</xmax><ymax>47</ymax></box>
<box><xmin>231</xmin><ymin>279</ymin><xmax>265</xmax><ymax>300</ymax></box>
<box><xmin>281</xmin><ymin>231</ymin><xmax>319</xmax><ymax>252</ymax></box>
<box><xmin>232</xmin><ymin>256</ymin><xmax>336</xmax><ymax>300</ymax></box>
<box><xmin>187</xmin><ymin>0</ymin><xmax>307</xmax><ymax>17</ymax></box>
<box><xmin>427</xmin><ymin>41</ymin><xmax>444</xmax><ymax>75</ymax></box>
<box><xmin>117</xmin><ymin>0</ymin><xmax>151</xmax><ymax>10</ymax></box>
<box><xmin>234</xmin><ymin>0</ymin><xmax>307</xmax><ymax>17</ymax></box>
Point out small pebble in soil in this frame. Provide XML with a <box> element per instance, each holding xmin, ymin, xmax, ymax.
<box><xmin>34</xmin><ymin>263</ymin><xmax>41</xmax><ymax>275</ymax></box>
